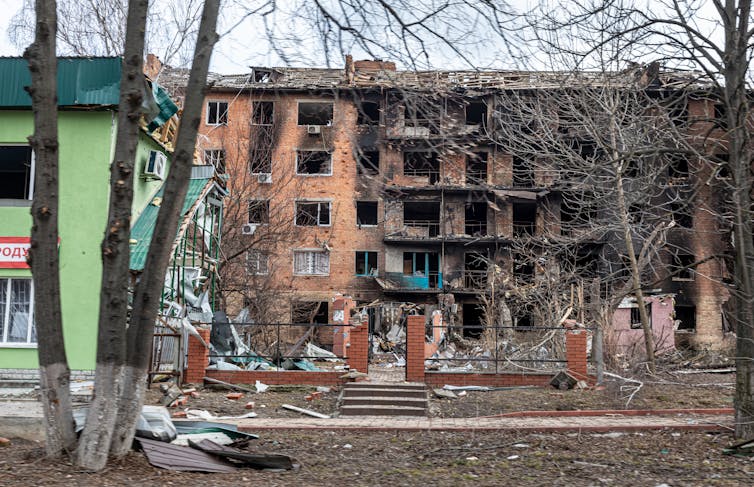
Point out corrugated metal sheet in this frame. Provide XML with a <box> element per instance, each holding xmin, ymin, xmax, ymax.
<box><xmin>0</xmin><ymin>57</ymin><xmax>121</xmax><ymax>107</ymax></box>
<box><xmin>129</xmin><ymin>178</ymin><xmax>212</xmax><ymax>271</ymax></box>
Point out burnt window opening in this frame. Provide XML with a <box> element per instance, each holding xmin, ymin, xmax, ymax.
<box><xmin>669</xmin><ymin>200</ymin><xmax>693</xmax><ymax>228</ymax></box>
<box><xmin>206</xmin><ymin>101</ymin><xmax>228</xmax><ymax>125</ymax></box>
<box><xmin>252</xmin><ymin>101</ymin><xmax>274</xmax><ymax>125</ymax></box>
<box><xmin>663</xmin><ymin>94</ymin><xmax>689</xmax><ymax>126</ymax></box>
<box><xmin>298</xmin><ymin>102</ymin><xmax>333</xmax><ymax>126</ymax></box>
<box><xmin>513</xmin><ymin>202</ymin><xmax>536</xmax><ymax>237</ymax></box>
<box><xmin>404</xmin><ymin>104</ymin><xmax>434</xmax><ymax>128</ymax></box>
<box><xmin>462</xmin><ymin>303</ymin><xmax>485</xmax><ymax>338</ymax></box>
<box><xmin>357</xmin><ymin>101</ymin><xmax>380</xmax><ymax>125</ymax></box>
<box><xmin>572</xmin><ymin>252</ymin><xmax>599</xmax><ymax>278</ymax></box>
<box><xmin>249</xmin><ymin>148</ymin><xmax>272</xmax><ymax>174</ymax></box>
<box><xmin>404</xmin><ymin>151</ymin><xmax>440</xmax><ymax>184</ymax></box>
<box><xmin>464</xmin><ymin>252</ymin><xmax>488</xmax><ymax>288</ymax></box>
<box><xmin>357</xmin><ymin>150</ymin><xmax>380</xmax><ymax>175</ymax></box>
<box><xmin>624</xmin><ymin>159</ymin><xmax>640</xmax><ymax>178</ymax></box>
<box><xmin>297</xmin><ymin>151</ymin><xmax>332</xmax><ymax>175</ymax></box>
<box><xmin>466</xmin><ymin>152</ymin><xmax>488</xmax><ymax>184</ymax></box>
<box><xmin>292</xmin><ymin>301</ymin><xmax>329</xmax><ymax>324</ymax></box>
<box><xmin>515</xmin><ymin>312</ymin><xmax>533</xmax><ymax>329</ymax></box>
<box><xmin>628</xmin><ymin>204</ymin><xmax>645</xmax><ymax>226</ymax></box>
<box><xmin>355</xmin><ymin>251</ymin><xmax>378</xmax><ymax>276</ymax></box>
<box><xmin>403</xmin><ymin>201</ymin><xmax>441</xmax><ymax>237</ymax></box>
<box><xmin>356</xmin><ymin>201</ymin><xmax>378</xmax><ymax>226</ymax></box>
<box><xmin>672</xmin><ymin>252</ymin><xmax>695</xmax><ymax>280</ymax></box>
<box><xmin>0</xmin><ymin>145</ymin><xmax>33</xmax><ymax>199</ymax></box>
<box><xmin>251</xmin><ymin>68</ymin><xmax>273</xmax><ymax>83</ymax></box>
<box><xmin>203</xmin><ymin>149</ymin><xmax>226</xmax><ymax>174</ymax></box>
<box><xmin>512</xmin><ymin>156</ymin><xmax>535</xmax><ymax>187</ymax></box>
<box><xmin>560</xmin><ymin>199</ymin><xmax>596</xmax><ymax>235</ymax></box>
<box><xmin>668</xmin><ymin>154</ymin><xmax>690</xmax><ymax>180</ymax></box>
<box><xmin>295</xmin><ymin>201</ymin><xmax>331</xmax><ymax>226</ymax></box>
<box><xmin>465</xmin><ymin>202</ymin><xmax>488</xmax><ymax>236</ymax></box>
<box><xmin>248</xmin><ymin>200</ymin><xmax>270</xmax><ymax>224</ymax></box>
<box><xmin>513</xmin><ymin>252</ymin><xmax>535</xmax><ymax>282</ymax></box>
<box><xmin>675</xmin><ymin>305</ymin><xmax>696</xmax><ymax>331</ymax></box>
<box><xmin>630</xmin><ymin>302</ymin><xmax>652</xmax><ymax>329</ymax></box>
<box><xmin>465</xmin><ymin>101</ymin><xmax>487</xmax><ymax>127</ymax></box>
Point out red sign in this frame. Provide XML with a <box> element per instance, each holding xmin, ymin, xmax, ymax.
<box><xmin>0</xmin><ymin>237</ymin><xmax>31</xmax><ymax>269</ymax></box>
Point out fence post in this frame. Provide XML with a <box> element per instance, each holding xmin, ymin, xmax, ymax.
<box><xmin>348</xmin><ymin>322</ymin><xmax>369</xmax><ymax>373</ymax></box>
<box><xmin>594</xmin><ymin>326</ymin><xmax>604</xmax><ymax>385</ymax></box>
<box><xmin>406</xmin><ymin>315</ymin><xmax>426</xmax><ymax>383</ymax></box>
<box><xmin>184</xmin><ymin>327</ymin><xmax>210</xmax><ymax>385</ymax></box>
<box><xmin>332</xmin><ymin>296</ymin><xmax>353</xmax><ymax>357</ymax></box>
<box><xmin>565</xmin><ymin>328</ymin><xmax>589</xmax><ymax>381</ymax></box>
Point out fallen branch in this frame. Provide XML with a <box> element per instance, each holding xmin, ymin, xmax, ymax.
<box><xmin>203</xmin><ymin>377</ymin><xmax>256</xmax><ymax>393</ymax></box>
<box><xmin>604</xmin><ymin>371</ymin><xmax>643</xmax><ymax>407</ymax></box>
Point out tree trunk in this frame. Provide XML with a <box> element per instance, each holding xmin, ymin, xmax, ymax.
<box><xmin>24</xmin><ymin>0</ymin><xmax>77</xmax><ymax>458</ymax></box>
<box><xmin>76</xmin><ymin>0</ymin><xmax>149</xmax><ymax>471</ymax></box>
<box><xmin>110</xmin><ymin>0</ymin><xmax>221</xmax><ymax>457</ymax></box>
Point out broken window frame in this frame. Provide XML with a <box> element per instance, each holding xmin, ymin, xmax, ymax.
<box><xmin>0</xmin><ymin>145</ymin><xmax>34</xmax><ymax>200</ymax></box>
<box><xmin>672</xmin><ymin>252</ymin><xmax>695</xmax><ymax>281</ymax></box>
<box><xmin>0</xmin><ymin>278</ymin><xmax>36</xmax><ymax>345</ymax></box>
<box><xmin>295</xmin><ymin>200</ymin><xmax>331</xmax><ymax>227</ymax></box>
<box><xmin>357</xmin><ymin>150</ymin><xmax>380</xmax><ymax>175</ymax></box>
<box><xmin>296</xmin><ymin>150</ymin><xmax>332</xmax><ymax>176</ymax></box>
<box><xmin>203</xmin><ymin>149</ymin><xmax>226</xmax><ymax>174</ymax></box>
<box><xmin>465</xmin><ymin>152</ymin><xmax>488</xmax><ymax>184</ymax></box>
<box><xmin>248</xmin><ymin>199</ymin><xmax>270</xmax><ymax>225</ymax></box>
<box><xmin>630</xmin><ymin>302</ymin><xmax>652</xmax><ymax>329</ymax></box>
<box><xmin>403</xmin><ymin>151</ymin><xmax>440</xmax><ymax>183</ymax></box>
<box><xmin>249</xmin><ymin>147</ymin><xmax>273</xmax><ymax>175</ymax></box>
<box><xmin>293</xmin><ymin>249</ymin><xmax>330</xmax><ymax>276</ymax></box>
<box><xmin>512</xmin><ymin>156</ymin><xmax>535</xmax><ymax>187</ymax></box>
<box><xmin>356</xmin><ymin>200</ymin><xmax>379</xmax><ymax>227</ymax></box>
<box><xmin>297</xmin><ymin>101</ymin><xmax>334</xmax><ymax>126</ymax></box>
<box><xmin>465</xmin><ymin>100</ymin><xmax>487</xmax><ymax>127</ymax></box>
<box><xmin>246</xmin><ymin>250</ymin><xmax>270</xmax><ymax>275</ymax></box>
<box><xmin>206</xmin><ymin>100</ymin><xmax>228</xmax><ymax>125</ymax></box>
<box><xmin>357</xmin><ymin>101</ymin><xmax>380</xmax><ymax>125</ymax></box>
<box><xmin>355</xmin><ymin>251</ymin><xmax>378</xmax><ymax>276</ymax></box>
<box><xmin>251</xmin><ymin>101</ymin><xmax>274</xmax><ymax>125</ymax></box>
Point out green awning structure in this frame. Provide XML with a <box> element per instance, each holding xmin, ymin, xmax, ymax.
<box><xmin>129</xmin><ymin>178</ymin><xmax>213</xmax><ymax>272</ymax></box>
<box><xmin>0</xmin><ymin>57</ymin><xmax>122</xmax><ymax>107</ymax></box>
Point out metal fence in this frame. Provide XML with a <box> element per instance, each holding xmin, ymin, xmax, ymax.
<box><xmin>207</xmin><ymin>322</ymin><xmax>353</xmax><ymax>372</ymax></box>
<box><xmin>425</xmin><ymin>324</ymin><xmax>587</xmax><ymax>374</ymax></box>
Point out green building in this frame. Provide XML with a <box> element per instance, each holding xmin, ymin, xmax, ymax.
<box><xmin>0</xmin><ymin>58</ymin><xmax>223</xmax><ymax>377</ymax></box>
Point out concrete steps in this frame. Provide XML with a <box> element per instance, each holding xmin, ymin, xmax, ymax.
<box><xmin>339</xmin><ymin>381</ymin><xmax>428</xmax><ymax>417</ymax></box>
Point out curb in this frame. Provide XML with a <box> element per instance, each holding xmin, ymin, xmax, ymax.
<box><xmin>483</xmin><ymin>408</ymin><xmax>735</xmax><ymax>418</ymax></box>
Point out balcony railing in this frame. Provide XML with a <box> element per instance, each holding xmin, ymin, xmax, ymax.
<box><xmin>402</xmin><ymin>220</ymin><xmax>441</xmax><ymax>238</ymax></box>
<box><xmin>463</xmin><ymin>270</ymin><xmax>489</xmax><ymax>288</ymax></box>
<box><xmin>513</xmin><ymin>222</ymin><xmax>536</xmax><ymax>237</ymax></box>
<box><xmin>385</xmin><ymin>271</ymin><xmax>443</xmax><ymax>290</ymax></box>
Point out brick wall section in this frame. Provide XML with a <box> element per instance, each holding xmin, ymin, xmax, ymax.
<box><xmin>406</xmin><ymin>315</ymin><xmax>426</xmax><ymax>382</ymax></box>
<box><xmin>184</xmin><ymin>327</ymin><xmax>211</xmax><ymax>385</ymax></box>
<box><xmin>425</xmin><ymin>372</ymin><xmax>552</xmax><ymax>387</ymax></box>
<box><xmin>332</xmin><ymin>297</ymin><xmax>353</xmax><ymax>357</ymax></box>
<box><xmin>565</xmin><ymin>329</ymin><xmax>589</xmax><ymax>380</ymax></box>
<box><xmin>206</xmin><ymin>370</ymin><xmax>347</xmax><ymax>386</ymax></box>
<box><xmin>347</xmin><ymin>323</ymin><xmax>369</xmax><ymax>373</ymax></box>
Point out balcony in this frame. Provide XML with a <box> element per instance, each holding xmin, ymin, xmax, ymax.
<box><xmin>377</xmin><ymin>272</ymin><xmax>444</xmax><ymax>292</ymax></box>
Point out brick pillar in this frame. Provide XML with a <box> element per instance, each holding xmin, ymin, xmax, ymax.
<box><xmin>184</xmin><ymin>327</ymin><xmax>210</xmax><ymax>385</ymax></box>
<box><xmin>406</xmin><ymin>315</ymin><xmax>426</xmax><ymax>383</ymax></box>
<box><xmin>332</xmin><ymin>297</ymin><xmax>354</xmax><ymax>357</ymax></box>
<box><xmin>348</xmin><ymin>323</ymin><xmax>369</xmax><ymax>373</ymax></box>
<box><xmin>565</xmin><ymin>329</ymin><xmax>588</xmax><ymax>380</ymax></box>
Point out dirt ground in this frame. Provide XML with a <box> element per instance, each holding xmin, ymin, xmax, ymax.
<box><xmin>146</xmin><ymin>370</ymin><xmax>734</xmax><ymax>419</ymax></box>
<box><xmin>2</xmin><ymin>430</ymin><xmax>750</xmax><ymax>486</ymax></box>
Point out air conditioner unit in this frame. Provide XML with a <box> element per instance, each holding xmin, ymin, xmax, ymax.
<box><xmin>145</xmin><ymin>150</ymin><xmax>167</xmax><ymax>180</ymax></box>
<box><xmin>257</xmin><ymin>173</ymin><xmax>272</xmax><ymax>183</ymax></box>
<box><xmin>307</xmin><ymin>125</ymin><xmax>322</xmax><ymax>135</ymax></box>
<box><xmin>241</xmin><ymin>223</ymin><xmax>257</xmax><ymax>235</ymax></box>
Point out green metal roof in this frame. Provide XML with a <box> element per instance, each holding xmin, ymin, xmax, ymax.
<box><xmin>129</xmin><ymin>178</ymin><xmax>212</xmax><ymax>272</ymax></box>
<box><xmin>0</xmin><ymin>57</ymin><xmax>122</xmax><ymax>107</ymax></box>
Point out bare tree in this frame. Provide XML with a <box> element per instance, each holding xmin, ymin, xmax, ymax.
<box><xmin>24</xmin><ymin>0</ymin><xmax>77</xmax><ymax>459</ymax></box>
<box><xmin>525</xmin><ymin>0</ymin><xmax>753</xmax><ymax>438</ymax></box>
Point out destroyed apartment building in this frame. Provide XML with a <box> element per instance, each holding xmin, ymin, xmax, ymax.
<box><xmin>155</xmin><ymin>56</ymin><xmax>734</xmax><ymax>363</ymax></box>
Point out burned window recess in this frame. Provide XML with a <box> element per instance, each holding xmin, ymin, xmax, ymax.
<box><xmin>206</xmin><ymin>101</ymin><xmax>228</xmax><ymax>125</ymax></box>
<box><xmin>356</xmin><ymin>201</ymin><xmax>378</xmax><ymax>226</ymax></box>
<box><xmin>295</xmin><ymin>201</ymin><xmax>331</xmax><ymax>227</ymax></box>
<box><xmin>297</xmin><ymin>150</ymin><xmax>332</xmax><ymax>176</ymax></box>
<box><xmin>355</xmin><ymin>251</ymin><xmax>378</xmax><ymax>276</ymax></box>
<box><xmin>298</xmin><ymin>102</ymin><xmax>333</xmax><ymax>126</ymax></box>
<box><xmin>248</xmin><ymin>200</ymin><xmax>270</xmax><ymax>225</ymax></box>
<box><xmin>252</xmin><ymin>101</ymin><xmax>274</xmax><ymax>125</ymax></box>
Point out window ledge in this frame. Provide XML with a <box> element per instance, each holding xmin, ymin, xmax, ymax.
<box><xmin>0</xmin><ymin>343</ymin><xmax>37</xmax><ymax>349</ymax></box>
<box><xmin>0</xmin><ymin>199</ymin><xmax>32</xmax><ymax>207</ymax></box>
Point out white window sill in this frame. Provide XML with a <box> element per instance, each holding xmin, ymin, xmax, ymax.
<box><xmin>0</xmin><ymin>343</ymin><xmax>37</xmax><ymax>349</ymax></box>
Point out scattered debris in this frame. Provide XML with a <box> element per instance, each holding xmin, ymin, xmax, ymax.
<box><xmin>186</xmin><ymin>409</ymin><xmax>258</xmax><ymax>420</ymax></box>
<box><xmin>723</xmin><ymin>437</ymin><xmax>754</xmax><ymax>457</ymax></box>
<box><xmin>255</xmin><ymin>380</ymin><xmax>269</xmax><ymax>393</ymax></box>
<box><xmin>281</xmin><ymin>403</ymin><xmax>331</xmax><ymax>419</ymax></box>
<box><xmin>226</xmin><ymin>392</ymin><xmax>244</xmax><ymax>400</ymax></box>
<box><xmin>466</xmin><ymin>456</ymin><xmax>479</xmax><ymax>461</ymax></box>
<box><xmin>172</xmin><ymin>421</ymin><xmax>259</xmax><ymax>441</ymax></box>
<box><xmin>507</xmin><ymin>455</ymin><xmax>520</xmax><ymax>460</ymax></box>
<box><xmin>172</xmin><ymin>431</ymin><xmax>236</xmax><ymax>447</ymax></box>
<box><xmin>189</xmin><ymin>439</ymin><xmax>298</xmax><ymax>470</ymax></box>
<box><xmin>340</xmin><ymin>370</ymin><xmax>368</xmax><ymax>380</ymax></box>
<box><xmin>0</xmin><ymin>437</ymin><xmax>10</xmax><ymax>447</ymax></box>
<box><xmin>203</xmin><ymin>377</ymin><xmax>257</xmax><ymax>394</ymax></box>
<box><xmin>316</xmin><ymin>386</ymin><xmax>332</xmax><ymax>393</ymax></box>
<box><xmin>433</xmin><ymin>388</ymin><xmax>458</xmax><ymax>400</ymax></box>
<box><xmin>550</xmin><ymin>371</ymin><xmax>578</xmax><ymax>390</ymax></box>
<box><xmin>245</xmin><ymin>402</ymin><xmax>255</xmax><ymax>409</ymax></box>
<box><xmin>73</xmin><ymin>405</ymin><xmax>177</xmax><ymax>442</ymax></box>
<box><xmin>137</xmin><ymin>437</ymin><xmax>238</xmax><ymax>473</ymax></box>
